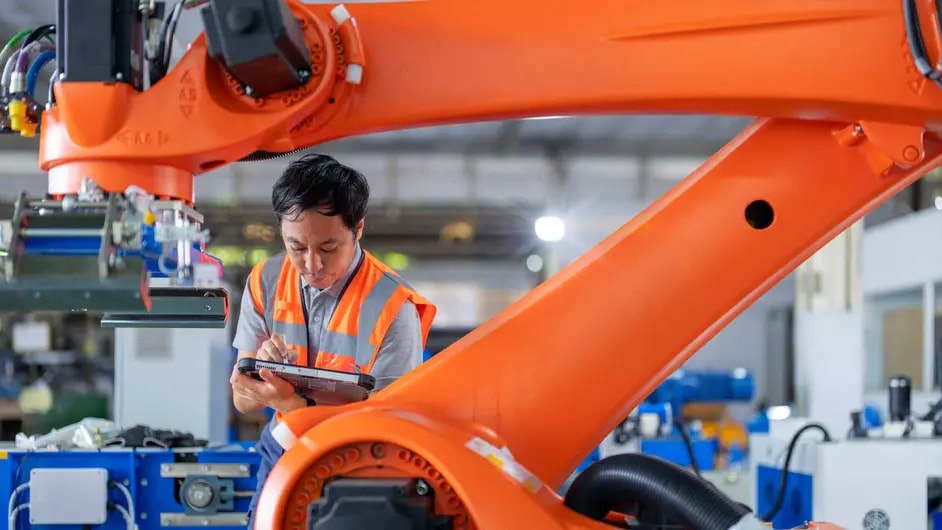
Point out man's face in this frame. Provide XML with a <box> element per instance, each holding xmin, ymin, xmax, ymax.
<box><xmin>280</xmin><ymin>209</ymin><xmax>364</xmax><ymax>290</ymax></box>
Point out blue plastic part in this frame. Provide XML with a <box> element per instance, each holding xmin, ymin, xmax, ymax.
<box><xmin>863</xmin><ymin>403</ymin><xmax>883</xmax><ymax>428</ymax></box>
<box><xmin>754</xmin><ymin>464</ymin><xmax>813</xmax><ymax>529</ymax></box>
<box><xmin>26</xmin><ymin>51</ymin><xmax>56</xmax><ymax>97</ymax></box>
<box><xmin>637</xmin><ymin>403</ymin><xmax>670</xmax><ymax>426</ymax></box>
<box><xmin>747</xmin><ymin>411</ymin><xmax>771</xmax><ymax>434</ymax></box>
<box><xmin>644</xmin><ymin>369</ymin><xmax>754</xmax><ymax>423</ymax></box>
<box><xmin>575</xmin><ymin>447</ymin><xmax>600</xmax><ymax>474</ymax></box>
<box><xmin>640</xmin><ymin>438</ymin><xmax>717</xmax><ymax>471</ymax></box>
<box><xmin>0</xmin><ymin>448</ymin><xmax>260</xmax><ymax>530</ymax></box>
<box><xmin>21</xmin><ymin>224</ymin><xmax>224</xmax><ymax>282</ymax></box>
<box><xmin>932</xmin><ymin>511</ymin><xmax>942</xmax><ymax>530</ymax></box>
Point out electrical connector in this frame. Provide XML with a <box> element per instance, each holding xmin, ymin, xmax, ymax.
<box><xmin>7</xmin><ymin>99</ymin><xmax>26</xmax><ymax>132</ymax></box>
<box><xmin>7</xmin><ymin>98</ymin><xmax>39</xmax><ymax>136</ymax></box>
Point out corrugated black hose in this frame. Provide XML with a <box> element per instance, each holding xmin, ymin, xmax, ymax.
<box><xmin>563</xmin><ymin>453</ymin><xmax>750</xmax><ymax>530</ymax></box>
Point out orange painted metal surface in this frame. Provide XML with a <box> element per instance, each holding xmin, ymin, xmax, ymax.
<box><xmin>35</xmin><ymin>0</ymin><xmax>942</xmax><ymax>527</ymax></box>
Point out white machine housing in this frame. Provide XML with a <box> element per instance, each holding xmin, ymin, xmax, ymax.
<box><xmin>751</xmin><ymin>432</ymin><xmax>942</xmax><ymax>530</ymax></box>
<box><xmin>112</xmin><ymin>277</ymin><xmax>236</xmax><ymax>444</ymax></box>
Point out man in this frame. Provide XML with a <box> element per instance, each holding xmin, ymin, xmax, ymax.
<box><xmin>228</xmin><ymin>154</ymin><xmax>437</xmax><ymax>523</ymax></box>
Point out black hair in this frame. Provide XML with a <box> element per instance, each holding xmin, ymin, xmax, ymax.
<box><xmin>271</xmin><ymin>153</ymin><xmax>369</xmax><ymax>231</ymax></box>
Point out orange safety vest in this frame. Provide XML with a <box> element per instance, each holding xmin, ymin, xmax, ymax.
<box><xmin>247</xmin><ymin>250</ymin><xmax>436</xmax><ymax>374</ymax></box>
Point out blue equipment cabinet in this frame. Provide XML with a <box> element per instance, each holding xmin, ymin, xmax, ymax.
<box><xmin>0</xmin><ymin>447</ymin><xmax>260</xmax><ymax>529</ymax></box>
<box><xmin>646</xmin><ymin>368</ymin><xmax>754</xmax><ymax>419</ymax></box>
<box><xmin>630</xmin><ymin>369</ymin><xmax>754</xmax><ymax>470</ymax></box>
<box><xmin>754</xmin><ymin>464</ymin><xmax>813</xmax><ymax>529</ymax></box>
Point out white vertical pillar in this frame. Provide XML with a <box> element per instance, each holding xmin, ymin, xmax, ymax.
<box><xmin>793</xmin><ymin>221</ymin><xmax>865</xmax><ymax>435</ymax></box>
<box><xmin>922</xmin><ymin>282</ymin><xmax>935</xmax><ymax>391</ymax></box>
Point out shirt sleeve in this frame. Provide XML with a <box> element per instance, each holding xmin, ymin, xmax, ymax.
<box><xmin>231</xmin><ymin>276</ymin><xmax>271</xmax><ymax>353</ymax></box>
<box><xmin>369</xmin><ymin>300</ymin><xmax>424</xmax><ymax>391</ymax></box>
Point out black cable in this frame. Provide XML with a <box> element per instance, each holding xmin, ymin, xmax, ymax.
<box><xmin>673</xmin><ymin>419</ymin><xmax>702</xmax><ymax>477</ymax></box>
<box><xmin>921</xmin><ymin>399</ymin><xmax>942</xmax><ymax>422</ymax></box>
<box><xmin>152</xmin><ymin>0</ymin><xmax>184</xmax><ymax>83</ymax></box>
<box><xmin>19</xmin><ymin>25</ymin><xmax>56</xmax><ymax>52</ymax></box>
<box><xmin>903</xmin><ymin>0</ymin><xmax>942</xmax><ymax>88</ymax></box>
<box><xmin>759</xmin><ymin>423</ymin><xmax>832</xmax><ymax>522</ymax></box>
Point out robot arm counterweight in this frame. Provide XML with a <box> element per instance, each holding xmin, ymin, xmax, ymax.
<box><xmin>4</xmin><ymin>0</ymin><xmax>942</xmax><ymax>528</ymax></box>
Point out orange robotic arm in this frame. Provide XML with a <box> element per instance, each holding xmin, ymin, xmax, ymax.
<box><xmin>20</xmin><ymin>0</ymin><xmax>942</xmax><ymax>528</ymax></box>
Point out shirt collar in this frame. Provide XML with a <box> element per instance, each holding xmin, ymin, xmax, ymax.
<box><xmin>300</xmin><ymin>241</ymin><xmax>363</xmax><ymax>297</ymax></box>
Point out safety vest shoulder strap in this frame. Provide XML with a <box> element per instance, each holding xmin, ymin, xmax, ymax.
<box><xmin>247</xmin><ymin>253</ymin><xmax>309</xmax><ymax>357</ymax></box>
<box><xmin>367</xmin><ymin>253</ymin><xmax>437</xmax><ymax>342</ymax></box>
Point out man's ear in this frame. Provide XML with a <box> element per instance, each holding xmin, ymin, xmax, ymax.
<box><xmin>355</xmin><ymin>218</ymin><xmax>365</xmax><ymax>240</ymax></box>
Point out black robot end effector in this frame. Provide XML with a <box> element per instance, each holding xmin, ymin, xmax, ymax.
<box><xmin>200</xmin><ymin>0</ymin><xmax>313</xmax><ymax>98</ymax></box>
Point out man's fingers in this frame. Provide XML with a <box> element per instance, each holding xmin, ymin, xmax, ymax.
<box><xmin>284</xmin><ymin>349</ymin><xmax>299</xmax><ymax>364</ymax></box>
<box><xmin>258</xmin><ymin>368</ymin><xmax>283</xmax><ymax>386</ymax></box>
<box><xmin>258</xmin><ymin>368</ymin><xmax>296</xmax><ymax>397</ymax></box>
<box><xmin>231</xmin><ymin>376</ymin><xmax>264</xmax><ymax>404</ymax></box>
<box><xmin>257</xmin><ymin>342</ymin><xmax>281</xmax><ymax>362</ymax></box>
<box><xmin>270</xmin><ymin>333</ymin><xmax>287</xmax><ymax>353</ymax></box>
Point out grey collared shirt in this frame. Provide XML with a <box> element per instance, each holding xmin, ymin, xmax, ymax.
<box><xmin>232</xmin><ymin>243</ymin><xmax>424</xmax><ymax>390</ymax></box>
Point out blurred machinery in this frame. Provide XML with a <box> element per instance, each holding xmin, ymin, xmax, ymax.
<box><xmin>0</xmin><ymin>184</ymin><xmax>228</xmax><ymax>328</ymax></box>
<box><xmin>113</xmin><ymin>324</ymin><xmax>234</xmax><ymax>445</ymax></box>
<box><xmin>0</xmin><ymin>447</ymin><xmax>260</xmax><ymax>529</ymax></box>
<box><xmin>601</xmin><ymin>368</ymin><xmax>754</xmax><ymax>471</ymax></box>
<box><xmin>751</xmin><ymin>374</ymin><xmax>942</xmax><ymax>530</ymax></box>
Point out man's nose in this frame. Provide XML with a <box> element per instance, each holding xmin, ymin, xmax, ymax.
<box><xmin>304</xmin><ymin>251</ymin><xmax>323</xmax><ymax>271</ymax></box>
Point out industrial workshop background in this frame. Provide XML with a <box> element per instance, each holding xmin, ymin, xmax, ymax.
<box><xmin>3</xmin><ymin>1</ymin><xmax>942</xmax><ymax>529</ymax></box>
<box><xmin>0</xmin><ymin>0</ymin><xmax>934</xmax><ymax>458</ymax></box>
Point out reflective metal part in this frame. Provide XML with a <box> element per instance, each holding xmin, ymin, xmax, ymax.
<box><xmin>159</xmin><ymin>513</ymin><xmax>249</xmax><ymax>527</ymax></box>
<box><xmin>158</xmin><ymin>463</ymin><xmax>250</xmax><ymax>478</ymax></box>
<box><xmin>184</xmin><ymin>480</ymin><xmax>215</xmax><ymax>509</ymax></box>
<box><xmin>100</xmin><ymin>287</ymin><xmax>229</xmax><ymax>328</ymax></box>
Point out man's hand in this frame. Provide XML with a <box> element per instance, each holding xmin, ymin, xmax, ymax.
<box><xmin>256</xmin><ymin>333</ymin><xmax>300</xmax><ymax>364</ymax></box>
<box><xmin>230</xmin><ymin>334</ymin><xmax>305</xmax><ymax>414</ymax></box>
<box><xmin>230</xmin><ymin>365</ymin><xmax>306</xmax><ymax>414</ymax></box>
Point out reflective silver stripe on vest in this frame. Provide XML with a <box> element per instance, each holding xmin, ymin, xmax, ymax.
<box><xmin>319</xmin><ymin>272</ymin><xmax>405</xmax><ymax>367</ymax></box>
<box><xmin>318</xmin><ymin>330</ymin><xmax>357</xmax><ymax>357</ymax></box>
<box><xmin>353</xmin><ymin>272</ymin><xmax>405</xmax><ymax>366</ymax></box>
<box><xmin>257</xmin><ymin>254</ymin><xmax>309</xmax><ymax>350</ymax></box>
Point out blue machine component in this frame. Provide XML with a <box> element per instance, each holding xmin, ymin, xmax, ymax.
<box><xmin>727</xmin><ymin>442</ymin><xmax>745</xmax><ymax>465</ymax></box>
<box><xmin>862</xmin><ymin>403</ymin><xmax>883</xmax><ymax>428</ymax></box>
<box><xmin>575</xmin><ymin>447</ymin><xmax>600</xmax><ymax>475</ymax></box>
<box><xmin>22</xmin><ymin>223</ymin><xmax>223</xmax><ymax>283</ymax></box>
<box><xmin>180</xmin><ymin>475</ymin><xmax>235</xmax><ymax>515</ymax></box>
<box><xmin>631</xmin><ymin>369</ymin><xmax>754</xmax><ymax>471</ymax></box>
<box><xmin>645</xmin><ymin>368</ymin><xmax>754</xmax><ymax>419</ymax></box>
<box><xmin>747</xmin><ymin>410</ymin><xmax>771</xmax><ymax>434</ymax></box>
<box><xmin>754</xmin><ymin>465</ymin><xmax>813</xmax><ymax>529</ymax></box>
<box><xmin>933</xmin><ymin>511</ymin><xmax>942</xmax><ymax>530</ymax></box>
<box><xmin>0</xmin><ymin>447</ymin><xmax>260</xmax><ymax>529</ymax></box>
<box><xmin>638</xmin><ymin>402</ymin><xmax>670</xmax><ymax>426</ymax></box>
